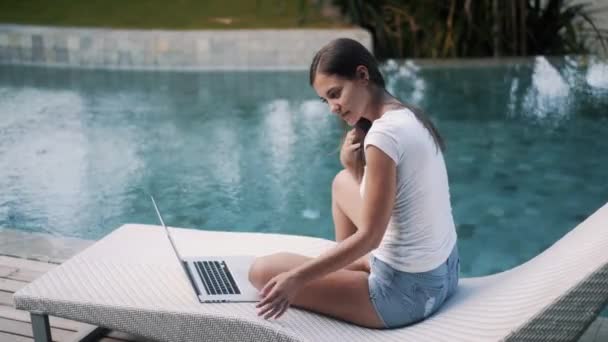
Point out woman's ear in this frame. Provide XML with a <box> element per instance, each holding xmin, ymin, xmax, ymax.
<box><xmin>356</xmin><ymin>65</ymin><xmax>369</xmax><ymax>81</ymax></box>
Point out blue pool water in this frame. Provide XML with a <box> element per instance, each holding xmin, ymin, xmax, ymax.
<box><xmin>0</xmin><ymin>57</ymin><xmax>607</xmax><ymax>278</ymax></box>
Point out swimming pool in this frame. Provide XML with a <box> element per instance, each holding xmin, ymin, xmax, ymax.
<box><xmin>1</xmin><ymin>57</ymin><xmax>607</xmax><ymax>277</ymax></box>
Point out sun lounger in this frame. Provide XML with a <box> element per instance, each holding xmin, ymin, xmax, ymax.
<box><xmin>14</xmin><ymin>202</ymin><xmax>608</xmax><ymax>342</ymax></box>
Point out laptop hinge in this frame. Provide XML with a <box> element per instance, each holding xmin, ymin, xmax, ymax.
<box><xmin>183</xmin><ymin>261</ymin><xmax>202</xmax><ymax>297</ymax></box>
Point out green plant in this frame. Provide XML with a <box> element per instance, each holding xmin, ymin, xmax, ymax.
<box><xmin>332</xmin><ymin>0</ymin><xmax>608</xmax><ymax>59</ymax></box>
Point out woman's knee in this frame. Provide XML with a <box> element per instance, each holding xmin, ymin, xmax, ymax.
<box><xmin>248</xmin><ymin>252</ymin><xmax>293</xmax><ymax>289</ymax></box>
<box><xmin>248</xmin><ymin>256</ymin><xmax>271</xmax><ymax>289</ymax></box>
<box><xmin>331</xmin><ymin>169</ymin><xmax>362</xmax><ymax>227</ymax></box>
<box><xmin>332</xmin><ymin>169</ymin><xmax>353</xmax><ymax>195</ymax></box>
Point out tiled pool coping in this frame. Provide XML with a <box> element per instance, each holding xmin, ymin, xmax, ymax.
<box><xmin>2</xmin><ymin>24</ymin><xmax>603</xmax><ymax>73</ymax></box>
<box><xmin>0</xmin><ymin>228</ymin><xmax>93</xmax><ymax>263</ymax></box>
<box><xmin>0</xmin><ymin>24</ymin><xmax>371</xmax><ymax>70</ymax></box>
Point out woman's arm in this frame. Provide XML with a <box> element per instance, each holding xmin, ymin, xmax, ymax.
<box><xmin>256</xmin><ymin>145</ymin><xmax>397</xmax><ymax>319</ymax></box>
<box><xmin>292</xmin><ymin>145</ymin><xmax>396</xmax><ymax>282</ymax></box>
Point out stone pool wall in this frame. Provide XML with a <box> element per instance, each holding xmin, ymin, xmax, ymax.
<box><xmin>0</xmin><ymin>24</ymin><xmax>372</xmax><ymax>70</ymax></box>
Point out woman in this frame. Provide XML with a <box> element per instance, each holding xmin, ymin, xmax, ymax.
<box><xmin>248</xmin><ymin>38</ymin><xmax>459</xmax><ymax>329</ymax></box>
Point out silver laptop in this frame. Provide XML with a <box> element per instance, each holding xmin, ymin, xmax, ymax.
<box><xmin>150</xmin><ymin>195</ymin><xmax>259</xmax><ymax>303</ymax></box>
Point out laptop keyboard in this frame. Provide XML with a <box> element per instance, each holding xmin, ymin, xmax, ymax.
<box><xmin>194</xmin><ymin>260</ymin><xmax>241</xmax><ymax>295</ymax></box>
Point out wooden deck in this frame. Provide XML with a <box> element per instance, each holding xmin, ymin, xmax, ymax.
<box><xmin>0</xmin><ymin>255</ymin><xmax>149</xmax><ymax>342</ymax></box>
<box><xmin>0</xmin><ymin>253</ymin><xmax>606</xmax><ymax>342</ymax></box>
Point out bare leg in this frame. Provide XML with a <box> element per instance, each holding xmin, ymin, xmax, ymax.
<box><xmin>247</xmin><ymin>169</ymin><xmax>385</xmax><ymax>327</ymax></box>
<box><xmin>332</xmin><ymin>169</ymin><xmax>370</xmax><ymax>273</ymax></box>
<box><xmin>248</xmin><ymin>252</ymin><xmax>384</xmax><ymax>328</ymax></box>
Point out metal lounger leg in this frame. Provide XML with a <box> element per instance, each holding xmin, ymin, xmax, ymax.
<box><xmin>69</xmin><ymin>325</ymin><xmax>110</xmax><ymax>342</ymax></box>
<box><xmin>31</xmin><ymin>312</ymin><xmax>52</xmax><ymax>342</ymax></box>
<box><xmin>31</xmin><ymin>311</ymin><xmax>109</xmax><ymax>342</ymax></box>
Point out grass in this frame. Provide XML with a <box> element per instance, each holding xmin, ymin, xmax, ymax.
<box><xmin>0</xmin><ymin>0</ymin><xmax>348</xmax><ymax>29</ymax></box>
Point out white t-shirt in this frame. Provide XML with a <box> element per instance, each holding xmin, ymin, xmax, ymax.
<box><xmin>361</xmin><ymin>108</ymin><xmax>457</xmax><ymax>273</ymax></box>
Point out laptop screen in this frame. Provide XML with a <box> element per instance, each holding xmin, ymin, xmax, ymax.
<box><xmin>150</xmin><ymin>195</ymin><xmax>185</xmax><ymax>263</ymax></box>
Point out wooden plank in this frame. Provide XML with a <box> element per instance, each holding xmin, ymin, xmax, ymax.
<box><xmin>68</xmin><ymin>325</ymin><xmax>108</xmax><ymax>342</ymax></box>
<box><xmin>99</xmin><ymin>337</ymin><xmax>137</xmax><ymax>342</ymax></box>
<box><xmin>0</xmin><ymin>299</ymin><xmax>140</xmax><ymax>341</ymax></box>
<box><xmin>0</xmin><ymin>256</ymin><xmax>57</xmax><ymax>273</ymax></box>
<box><xmin>0</xmin><ymin>306</ymin><xmax>82</xmax><ymax>331</ymax></box>
<box><xmin>0</xmin><ymin>266</ymin><xmax>16</xmax><ymax>278</ymax></box>
<box><xmin>0</xmin><ymin>278</ymin><xmax>27</xmax><ymax>292</ymax></box>
<box><xmin>0</xmin><ymin>313</ymin><xmax>141</xmax><ymax>342</ymax></box>
<box><xmin>0</xmin><ymin>307</ymin><xmax>139</xmax><ymax>340</ymax></box>
<box><xmin>0</xmin><ymin>317</ymin><xmax>72</xmax><ymax>341</ymax></box>
<box><xmin>1</xmin><ymin>268</ymin><xmax>44</xmax><ymax>283</ymax></box>
<box><xmin>0</xmin><ymin>292</ymin><xmax>13</xmax><ymax>307</ymax></box>
<box><xmin>0</xmin><ymin>255</ymin><xmax>152</xmax><ymax>342</ymax></box>
<box><xmin>0</xmin><ymin>331</ymin><xmax>33</xmax><ymax>342</ymax></box>
<box><xmin>0</xmin><ymin>255</ymin><xmax>52</xmax><ymax>283</ymax></box>
<box><xmin>105</xmin><ymin>330</ymin><xmax>150</xmax><ymax>341</ymax></box>
<box><xmin>0</xmin><ymin>329</ymin><xmax>135</xmax><ymax>342</ymax></box>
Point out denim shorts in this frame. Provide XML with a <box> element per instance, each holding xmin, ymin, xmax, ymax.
<box><xmin>368</xmin><ymin>245</ymin><xmax>460</xmax><ymax>328</ymax></box>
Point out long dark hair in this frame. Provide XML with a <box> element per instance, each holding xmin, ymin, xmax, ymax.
<box><xmin>309</xmin><ymin>38</ymin><xmax>445</xmax><ymax>179</ymax></box>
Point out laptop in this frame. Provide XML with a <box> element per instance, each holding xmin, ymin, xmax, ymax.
<box><xmin>150</xmin><ymin>195</ymin><xmax>259</xmax><ymax>303</ymax></box>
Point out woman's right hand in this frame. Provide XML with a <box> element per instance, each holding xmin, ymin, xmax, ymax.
<box><xmin>340</xmin><ymin>128</ymin><xmax>364</xmax><ymax>170</ymax></box>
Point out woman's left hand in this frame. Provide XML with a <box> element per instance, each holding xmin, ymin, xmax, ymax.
<box><xmin>256</xmin><ymin>270</ymin><xmax>303</xmax><ymax>319</ymax></box>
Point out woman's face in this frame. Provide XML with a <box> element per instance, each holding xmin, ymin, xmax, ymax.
<box><xmin>312</xmin><ymin>70</ymin><xmax>370</xmax><ymax>126</ymax></box>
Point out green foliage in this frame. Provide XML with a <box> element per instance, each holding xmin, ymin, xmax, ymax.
<box><xmin>0</xmin><ymin>0</ymin><xmax>338</xmax><ymax>29</ymax></box>
<box><xmin>332</xmin><ymin>0</ymin><xmax>608</xmax><ymax>59</ymax></box>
